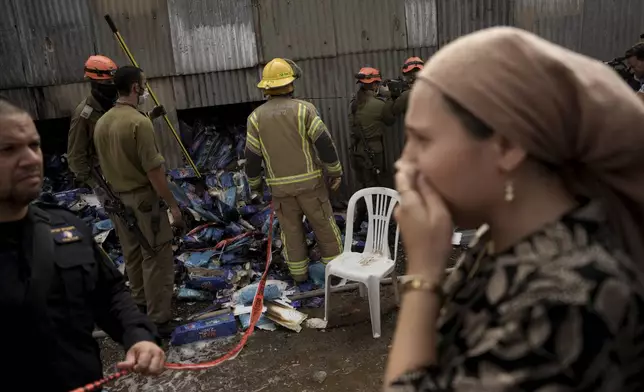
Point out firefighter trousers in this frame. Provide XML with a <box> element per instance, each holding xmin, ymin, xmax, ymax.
<box><xmin>113</xmin><ymin>186</ymin><xmax>175</xmax><ymax>324</ymax></box>
<box><xmin>274</xmin><ymin>184</ymin><xmax>343</xmax><ymax>282</ymax></box>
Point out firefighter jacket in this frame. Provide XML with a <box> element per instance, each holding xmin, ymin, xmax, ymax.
<box><xmin>244</xmin><ymin>96</ymin><xmax>343</xmax><ymax>197</ymax></box>
<box><xmin>349</xmin><ymin>90</ymin><xmax>396</xmax><ymax>153</ymax></box>
<box><xmin>67</xmin><ymin>95</ymin><xmax>106</xmax><ymax>187</ymax></box>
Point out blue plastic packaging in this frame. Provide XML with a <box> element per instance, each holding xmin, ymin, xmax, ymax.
<box><xmin>239</xmin><ymin>283</ymin><xmax>283</xmax><ymax>305</ymax></box>
<box><xmin>177</xmin><ymin>287</ymin><xmax>214</xmax><ymax>302</ymax></box>
<box><xmin>170</xmin><ymin>312</ymin><xmax>238</xmax><ymax>346</ymax></box>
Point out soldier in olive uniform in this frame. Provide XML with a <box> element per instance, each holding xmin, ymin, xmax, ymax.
<box><xmin>67</xmin><ymin>55</ymin><xmax>118</xmax><ymax>195</ymax></box>
<box><xmin>68</xmin><ymin>56</ymin><xmax>166</xmax><ymax>197</ymax></box>
<box><xmin>392</xmin><ymin>57</ymin><xmax>425</xmax><ymax>117</ymax></box>
<box><xmin>349</xmin><ymin>67</ymin><xmax>396</xmax><ymax>226</ymax></box>
<box><xmin>93</xmin><ymin>66</ymin><xmax>183</xmax><ymax>335</ymax></box>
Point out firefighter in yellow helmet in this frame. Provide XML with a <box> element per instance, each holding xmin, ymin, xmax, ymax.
<box><xmin>392</xmin><ymin>57</ymin><xmax>425</xmax><ymax>117</ymax></box>
<box><xmin>67</xmin><ymin>55</ymin><xmax>119</xmax><ymax>192</ymax></box>
<box><xmin>245</xmin><ymin>58</ymin><xmax>344</xmax><ymax>282</ymax></box>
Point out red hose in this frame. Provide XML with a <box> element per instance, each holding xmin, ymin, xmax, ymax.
<box><xmin>69</xmin><ymin>205</ymin><xmax>275</xmax><ymax>391</ymax></box>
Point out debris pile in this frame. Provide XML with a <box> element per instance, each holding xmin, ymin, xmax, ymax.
<box><xmin>41</xmin><ymin>121</ymin><xmax>367</xmax><ymax>346</ymax></box>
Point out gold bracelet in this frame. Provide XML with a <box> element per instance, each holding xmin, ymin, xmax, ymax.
<box><xmin>399</xmin><ymin>275</ymin><xmax>444</xmax><ymax>299</ymax></box>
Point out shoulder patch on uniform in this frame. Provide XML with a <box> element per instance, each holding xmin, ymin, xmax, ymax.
<box><xmin>80</xmin><ymin>105</ymin><xmax>94</xmax><ymax>119</ymax></box>
<box><xmin>51</xmin><ymin>225</ymin><xmax>83</xmax><ymax>244</ymax></box>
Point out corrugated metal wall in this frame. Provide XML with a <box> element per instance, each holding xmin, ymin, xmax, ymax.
<box><xmin>579</xmin><ymin>0</ymin><xmax>644</xmax><ymax>60</ymax></box>
<box><xmin>1</xmin><ymin>0</ymin><xmax>642</xmax><ymax>195</ymax></box>
<box><xmin>92</xmin><ymin>0</ymin><xmax>176</xmax><ymax>78</ymax></box>
<box><xmin>436</xmin><ymin>0</ymin><xmax>515</xmax><ymax>46</ymax></box>
<box><xmin>0</xmin><ymin>1</ymin><xmax>28</xmax><ymax>88</ymax></box>
<box><xmin>514</xmin><ymin>0</ymin><xmax>584</xmax><ymax>51</ymax></box>
<box><xmin>12</xmin><ymin>0</ymin><xmax>96</xmax><ymax>87</ymax></box>
<box><xmin>168</xmin><ymin>0</ymin><xmax>258</xmax><ymax>74</ymax></box>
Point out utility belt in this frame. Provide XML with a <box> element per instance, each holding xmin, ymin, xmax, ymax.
<box><xmin>90</xmin><ymin>168</ymin><xmax>158</xmax><ymax>255</ymax></box>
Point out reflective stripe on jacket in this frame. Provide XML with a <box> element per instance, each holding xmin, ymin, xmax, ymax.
<box><xmin>245</xmin><ymin>97</ymin><xmax>342</xmax><ymax>197</ymax></box>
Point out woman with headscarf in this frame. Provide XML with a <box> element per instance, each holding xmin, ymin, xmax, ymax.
<box><xmin>385</xmin><ymin>27</ymin><xmax>644</xmax><ymax>391</ymax></box>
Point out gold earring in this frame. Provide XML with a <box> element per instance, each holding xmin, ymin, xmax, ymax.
<box><xmin>504</xmin><ymin>180</ymin><xmax>514</xmax><ymax>202</ymax></box>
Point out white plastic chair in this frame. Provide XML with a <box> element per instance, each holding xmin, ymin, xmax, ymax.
<box><xmin>324</xmin><ymin>187</ymin><xmax>401</xmax><ymax>338</ymax></box>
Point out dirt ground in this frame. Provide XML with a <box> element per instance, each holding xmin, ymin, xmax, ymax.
<box><xmin>100</xmin><ymin>287</ymin><xmax>399</xmax><ymax>392</ymax></box>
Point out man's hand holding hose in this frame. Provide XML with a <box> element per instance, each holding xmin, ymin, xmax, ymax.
<box><xmin>117</xmin><ymin>341</ymin><xmax>166</xmax><ymax>376</ymax></box>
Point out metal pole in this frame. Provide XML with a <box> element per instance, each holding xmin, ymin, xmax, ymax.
<box><xmin>103</xmin><ymin>14</ymin><xmax>201</xmax><ymax>178</ymax></box>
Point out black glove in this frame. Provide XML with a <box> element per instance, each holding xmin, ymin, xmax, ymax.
<box><xmin>148</xmin><ymin>105</ymin><xmax>167</xmax><ymax>120</ymax></box>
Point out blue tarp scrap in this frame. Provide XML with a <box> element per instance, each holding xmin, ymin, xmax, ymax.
<box><xmin>182</xmin><ymin>250</ymin><xmax>217</xmax><ymax>268</ymax></box>
<box><xmin>94</xmin><ymin>219</ymin><xmax>113</xmax><ymax>233</ymax></box>
<box><xmin>168</xmin><ymin>181</ymin><xmax>192</xmax><ymax>209</ymax></box>
<box><xmin>177</xmin><ymin>287</ymin><xmax>213</xmax><ymax>302</ymax></box>
<box><xmin>218</xmin><ymin>172</ymin><xmax>234</xmax><ymax>188</ymax></box>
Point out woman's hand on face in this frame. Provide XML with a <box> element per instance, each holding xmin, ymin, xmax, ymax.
<box><xmin>394</xmin><ymin>161</ymin><xmax>453</xmax><ymax>279</ymax></box>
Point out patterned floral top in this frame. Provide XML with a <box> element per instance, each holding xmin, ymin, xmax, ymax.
<box><xmin>390</xmin><ymin>202</ymin><xmax>644</xmax><ymax>392</ymax></box>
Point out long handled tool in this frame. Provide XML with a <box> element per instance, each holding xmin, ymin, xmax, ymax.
<box><xmin>104</xmin><ymin>14</ymin><xmax>201</xmax><ymax>178</ymax></box>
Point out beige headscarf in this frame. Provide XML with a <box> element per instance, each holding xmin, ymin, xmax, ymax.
<box><xmin>418</xmin><ymin>27</ymin><xmax>644</xmax><ymax>263</ymax></box>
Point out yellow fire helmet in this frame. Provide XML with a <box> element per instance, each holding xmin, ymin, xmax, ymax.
<box><xmin>257</xmin><ymin>58</ymin><xmax>302</xmax><ymax>91</ymax></box>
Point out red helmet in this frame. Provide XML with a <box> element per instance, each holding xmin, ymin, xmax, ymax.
<box><xmin>84</xmin><ymin>55</ymin><xmax>117</xmax><ymax>80</ymax></box>
<box><xmin>402</xmin><ymin>57</ymin><xmax>424</xmax><ymax>74</ymax></box>
<box><xmin>355</xmin><ymin>67</ymin><xmax>382</xmax><ymax>84</ymax></box>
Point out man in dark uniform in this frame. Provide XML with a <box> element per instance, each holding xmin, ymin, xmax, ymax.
<box><xmin>0</xmin><ymin>97</ymin><xmax>165</xmax><ymax>391</ymax></box>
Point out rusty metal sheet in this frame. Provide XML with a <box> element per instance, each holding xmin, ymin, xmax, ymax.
<box><xmin>254</xmin><ymin>0</ymin><xmax>337</xmax><ymax>62</ymax></box>
<box><xmin>91</xmin><ymin>0</ymin><xmax>176</xmax><ymax>78</ymax></box>
<box><xmin>10</xmin><ymin>0</ymin><xmax>96</xmax><ymax>87</ymax></box>
<box><xmin>295</xmin><ymin>57</ymin><xmax>339</xmax><ymax>100</ymax></box>
<box><xmin>38</xmin><ymin>82</ymin><xmax>90</xmax><ymax>119</ymax></box>
<box><xmin>168</xmin><ymin>0</ymin><xmax>258</xmax><ymax>74</ymax></box>
<box><xmin>405</xmin><ymin>0</ymin><xmax>438</xmax><ymax>48</ymax></box>
<box><xmin>0</xmin><ymin>1</ymin><xmax>27</xmax><ymax>89</ymax></box>
<box><xmin>332</xmin><ymin>0</ymin><xmax>408</xmax><ymax>55</ymax></box>
<box><xmin>436</xmin><ymin>0</ymin><xmax>515</xmax><ymax>46</ymax></box>
<box><xmin>0</xmin><ymin>88</ymin><xmax>38</xmax><ymax>118</ymax></box>
<box><xmin>171</xmin><ymin>67</ymin><xmax>264</xmax><ymax>109</ymax></box>
<box><xmin>514</xmin><ymin>0</ymin><xmax>585</xmax><ymax>52</ymax></box>
<box><xmin>580</xmin><ymin>0</ymin><xmax>644</xmax><ymax>61</ymax></box>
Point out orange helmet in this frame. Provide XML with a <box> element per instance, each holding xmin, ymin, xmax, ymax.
<box><xmin>402</xmin><ymin>57</ymin><xmax>424</xmax><ymax>74</ymax></box>
<box><xmin>84</xmin><ymin>55</ymin><xmax>117</xmax><ymax>80</ymax></box>
<box><xmin>355</xmin><ymin>67</ymin><xmax>382</xmax><ymax>84</ymax></box>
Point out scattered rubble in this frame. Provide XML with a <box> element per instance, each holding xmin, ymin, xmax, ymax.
<box><xmin>312</xmin><ymin>371</ymin><xmax>328</xmax><ymax>384</ymax></box>
<box><xmin>41</xmin><ymin>121</ymin><xmax>374</xmax><ymax>349</ymax></box>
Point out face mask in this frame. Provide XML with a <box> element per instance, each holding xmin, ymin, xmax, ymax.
<box><xmin>91</xmin><ymin>82</ymin><xmax>118</xmax><ymax>102</ymax></box>
<box><xmin>137</xmin><ymin>87</ymin><xmax>150</xmax><ymax>106</ymax></box>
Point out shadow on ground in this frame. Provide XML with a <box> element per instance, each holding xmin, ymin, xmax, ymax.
<box><xmin>100</xmin><ymin>288</ymin><xmax>398</xmax><ymax>392</ymax></box>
